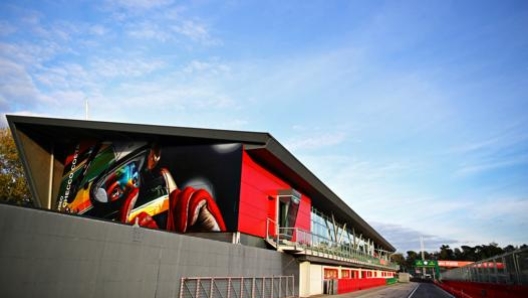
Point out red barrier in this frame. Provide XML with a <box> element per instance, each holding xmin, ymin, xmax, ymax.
<box><xmin>435</xmin><ymin>281</ymin><xmax>472</xmax><ymax>298</ymax></box>
<box><xmin>337</xmin><ymin>278</ymin><xmax>387</xmax><ymax>294</ymax></box>
<box><xmin>440</xmin><ymin>280</ymin><xmax>528</xmax><ymax>298</ymax></box>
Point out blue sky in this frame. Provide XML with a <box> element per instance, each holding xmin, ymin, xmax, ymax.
<box><xmin>1</xmin><ymin>0</ymin><xmax>527</xmax><ymax>253</ymax></box>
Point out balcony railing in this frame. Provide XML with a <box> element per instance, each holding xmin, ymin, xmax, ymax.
<box><xmin>266</xmin><ymin>219</ymin><xmax>398</xmax><ymax>270</ymax></box>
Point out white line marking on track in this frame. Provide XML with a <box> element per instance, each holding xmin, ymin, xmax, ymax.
<box><xmin>407</xmin><ymin>284</ymin><xmax>420</xmax><ymax>298</ymax></box>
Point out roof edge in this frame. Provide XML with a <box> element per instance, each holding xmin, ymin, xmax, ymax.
<box><xmin>6</xmin><ymin>115</ymin><xmax>272</xmax><ymax>144</ymax></box>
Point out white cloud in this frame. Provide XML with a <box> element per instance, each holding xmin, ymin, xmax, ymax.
<box><xmin>90</xmin><ymin>57</ymin><xmax>166</xmax><ymax>78</ymax></box>
<box><xmin>0</xmin><ymin>58</ymin><xmax>42</xmax><ymax>111</ymax></box>
<box><xmin>285</xmin><ymin>132</ymin><xmax>348</xmax><ymax>151</ymax></box>
<box><xmin>20</xmin><ymin>9</ymin><xmax>42</xmax><ymax>26</ymax></box>
<box><xmin>42</xmin><ymin>90</ymin><xmax>87</xmax><ymax>108</ymax></box>
<box><xmin>371</xmin><ymin>222</ymin><xmax>460</xmax><ymax>253</ymax></box>
<box><xmin>107</xmin><ymin>82</ymin><xmax>235</xmax><ymax>110</ymax></box>
<box><xmin>455</xmin><ymin>155</ymin><xmax>528</xmax><ymax>177</ymax></box>
<box><xmin>0</xmin><ymin>41</ymin><xmax>63</xmax><ymax>67</ymax></box>
<box><xmin>89</xmin><ymin>25</ymin><xmax>107</xmax><ymax>36</ymax></box>
<box><xmin>450</xmin><ymin>136</ymin><xmax>502</xmax><ymax>155</ymax></box>
<box><xmin>450</xmin><ymin>124</ymin><xmax>528</xmax><ymax>155</ymax></box>
<box><xmin>104</xmin><ymin>3</ymin><xmax>220</xmax><ymax>46</ymax></box>
<box><xmin>171</xmin><ymin>20</ymin><xmax>221</xmax><ymax>46</ymax></box>
<box><xmin>450</xmin><ymin>127</ymin><xmax>528</xmax><ymax>177</ymax></box>
<box><xmin>127</xmin><ymin>21</ymin><xmax>172</xmax><ymax>42</ymax></box>
<box><xmin>183</xmin><ymin>60</ymin><xmax>230</xmax><ymax>75</ymax></box>
<box><xmin>467</xmin><ymin>196</ymin><xmax>528</xmax><ymax>221</ymax></box>
<box><xmin>0</xmin><ymin>21</ymin><xmax>17</xmax><ymax>36</ymax></box>
<box><xmin>34</xmin><ymin>63</ymin><xmax>90</xmax><ymax>88</ymax></box>
<box><xmin>104</xmin><ymin>0</ymin><xmax>173</xmax><ymax>11</ymax></box>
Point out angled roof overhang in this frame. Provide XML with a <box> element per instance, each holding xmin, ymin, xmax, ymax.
<box><xmin>7</xmin><ymin>115</ymin><xmax>395</xmax><ymax>252</ymax></box>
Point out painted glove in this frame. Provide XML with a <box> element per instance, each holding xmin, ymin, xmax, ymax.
<box><xmin>167</xmin><ymin>186</ymin><xmax>227</xmax><ymax>233</ymax></box>
<box><xmin>130</xmin><ymin>212</ymin><xmax>159</xmax><ymax>229</ymax></box>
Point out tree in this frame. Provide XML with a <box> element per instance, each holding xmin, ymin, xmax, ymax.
<box><xmin>453</xmin><ymin>247</ymin><xmax>462</xmax><ymax>260</ymax></box>
<box><xmin>460</xmin><ymin>245</ymin><xmax>476</xmax><ymax>261</ymax></box>
<box><xmin>481</xmin><ymin>242</ymin><xmax>503</xmax><ymax>259</ymax></box>
<box><xmin>0</xmin><ymin>128</ymin><xmax>31</xmax><ymax>205</ymax></box>
<box><xmin>405</xmin><ymin>250</ymin><xmax>419</xmax><ymax>271</ymax></box>
<box><xmin>503</xmin><ymin>245</ymin><xmax>516</xmax><ymax>253</ymax></box>
<box><xmin>439</xmin><ymin>244</ymin><xmax>454</xmax><ymax>260</ymax></box>
<box><xmin>390</xmin><ymin>253</ymin><xmax>406</xmax><ymax>271</ymax></box>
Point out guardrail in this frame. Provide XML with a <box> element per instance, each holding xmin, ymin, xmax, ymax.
<box><xmin>179</xmin><ymin>276</ymin><xmax>295</xmax><ymax>298</ymax></box>
<box><xmin>266</xmin><ymin>219</ymin><xmax>398</xmax><ymax>270</ymax></box>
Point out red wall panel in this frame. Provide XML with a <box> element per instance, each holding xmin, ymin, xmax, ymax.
<box><xmin>440</xmin><ymin>280</ymin><xmax>528</xmax><ymax>298</ymax></box>
<box><xmin>337</xmin><ymin>278</ymin><xmax>386</xmax><ymax>294</ymax></box>
<box><xmin>296</xmin><ymin>194</ymin><xmax>311</xmax><ymax>232</ymax></box>
<box><xmin>239</xmin><ymin>151</ymin><xmax>312</xmax><ymax>238</ymax></box>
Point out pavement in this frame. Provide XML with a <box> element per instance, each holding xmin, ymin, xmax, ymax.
<box><xmin>322</xmin><ymin>282</ymin><xmax>455</xmax><ymax>298</ymax></box>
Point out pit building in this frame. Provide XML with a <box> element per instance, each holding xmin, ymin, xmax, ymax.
<box><xmin>2</xmin><ymin>115</ymin><xmax>398</xmax><ymax>297</ymax></box>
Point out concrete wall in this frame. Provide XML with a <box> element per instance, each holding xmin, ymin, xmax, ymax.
<box><xmin>0</xmin><ymin>204</ymin><xmax>299</xmax><ymax>298</ymax></box>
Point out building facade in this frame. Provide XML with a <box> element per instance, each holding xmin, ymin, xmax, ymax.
<box><xmin>3</xmin><ymin>115</ymin><xmax>398</xmax><ymax>297</ymax></box>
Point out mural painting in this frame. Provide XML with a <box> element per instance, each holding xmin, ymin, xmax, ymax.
<box><xmin>56</xmin><ymin>140</ymin><xmax>242</xmax><ymax>233</ymax></box>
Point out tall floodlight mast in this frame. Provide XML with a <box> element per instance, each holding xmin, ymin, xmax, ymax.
<box><xmin>421</xmin><ymin>236</ymin><xmax>426</xmax><ymax>277</ymax></box>
<box><xmin>85</xmin><ymin>99</ymin><xmax>89</xmax><ymax>120</ymax></box>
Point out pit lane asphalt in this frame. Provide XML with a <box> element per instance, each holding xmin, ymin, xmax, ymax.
<box><xmin>323</xmin><ymin>282</ymin><xmax>455</xmax><ymax>298</ymax></box>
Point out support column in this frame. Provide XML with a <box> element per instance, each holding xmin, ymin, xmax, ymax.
<box><xmin>299</xmin><ymin>261</ymin><xmax>311</xmax><ymax>297</ymax></box>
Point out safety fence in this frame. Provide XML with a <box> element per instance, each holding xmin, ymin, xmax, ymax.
<box><xmin>441</xmin><ymin>247</ymin><xmax>528</xmax><ymax>285</ymax></box>
<box><xmin>179</xmin><ymin>276</ymin><xmax>296</xmax><ymax>298</ymax></box>
<box><xmin>439</xmin><ymin>247</ymin><xmax>528</xmax><ymax>298</ymax></box>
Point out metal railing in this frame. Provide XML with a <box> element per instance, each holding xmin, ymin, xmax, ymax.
<box><xmin>266</xmin><ymin>219</ymin><xmax>398</xmax><ymax>270</ymax></box>
<box><xmin>441</xmin><ymin>247</ymin><xmax>528</xmax><ymax>285</ymax></box>
<box><xmin>179</xmin><ymin>276</ymin><xmax>296</xmax><ymax>298</ymax></box>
